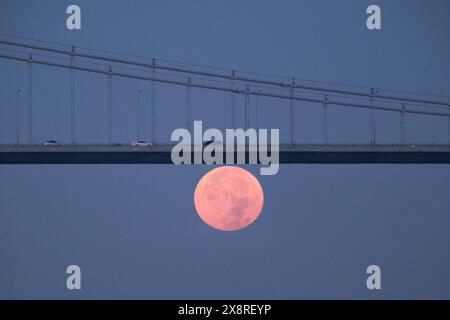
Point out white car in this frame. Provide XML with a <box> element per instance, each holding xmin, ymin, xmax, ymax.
<box><xmin>131</xmin><ymin>140</ymin><xmax>152</xmax><ymax>147</ymax></box>
<box><xmin>42</xmin><ymin>140</ymin><xmax>62</xmax><ymax>146</ymax></box>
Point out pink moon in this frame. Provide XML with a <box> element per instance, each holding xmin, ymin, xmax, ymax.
<box><xmin>194</xmin><ymin>166</ymin><xmax>264</xmax><ymax>231</ymax></box>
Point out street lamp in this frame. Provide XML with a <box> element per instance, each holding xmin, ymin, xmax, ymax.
<box><xmin>15</xmin><ymin>89</ymin><xmax>21</xmax><ymax>145</ymax></box>
<box><xmin>136</xmin><ymin>89</ymin><xmax>143</xmax><ymax>141</ymax></box>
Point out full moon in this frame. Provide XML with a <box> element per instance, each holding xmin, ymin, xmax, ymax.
<box><xmin>194</xmin><ymin>166</ymin><xmax>264</xmax><ymax>231</ymax></box>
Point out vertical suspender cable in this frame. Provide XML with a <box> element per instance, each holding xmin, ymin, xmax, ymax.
<box><xmin>136</xmin><ymin>90</ymin><xmax>139</xmax><ymax>141</ymax></box>
<box><xmin>136</xmin><ymin>89</ymin><xmax>142</xmax><ymax>141</ymax></box>
<box><xmin>151</xmin><ymin>59</ymin><xmax>156</xmax><ymax>144</ymax></box>
<box><xmin>245</xmin><ymin>85</ymin><xmax>250</xmax><ymax>130</ymax></box>
<box><xmin>231</xmin><ymin>70</ymin><xmax>236</xmax><ymax>129</ymax></box>
<box><xmin>70</xmin><ymin>46</ymin><xmax>75</xmax><ymax>144</ymax></box>
<box><xmin>290</xmin><ymin>78</ymin><xmax>296</xmax><ymax>145</ymax></box>
<box><xmin>27</xmin><ymin>54</ymin><xmax>32</xmax><ymax>144</ymax></box>
<box><xmin>255</xmin><ymin>90</ymin><xmax>260</xmax><ymax>130</ymax></box>
<box><xmin>448</xmin><ymin>98</ymin><xmax>450</xmax><ymax>144</ymax></box>
<box><xmin>370</xmin><ymin>88</ymin><xmax>376</xmax><ymax>145</ymax></box>
<box><xmin>401</xmin><ymin>103</ymin><xmax>406</xmax><ymax>144</ymax></box>
<box><xmin>187</xmin><ymin>77</ymin><xmax>192</xmax><ymax>132</ymax></box>
<box><xmin>16</xmin><ymin>89</ymin><xmax>21</xmax><ymax>145</ymax></box>
<box><xmin>323</xmin><ymin>94</ymin><xmax>328</xmax><ymax>144</ymax></box>
<box><xmin>107</xmin><ymin>65</ymin><xmax>112</xmax><ymax>144</ymax></box>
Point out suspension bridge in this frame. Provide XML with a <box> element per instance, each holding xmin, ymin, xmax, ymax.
<box><xmin>0</xmin><ymin>37</ymin><xmax>450</xmax><ymax>165</ymax></box>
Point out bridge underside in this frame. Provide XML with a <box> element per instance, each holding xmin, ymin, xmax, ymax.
<box><xmin>1</xmin><ymin>144</ymin><xmax>450</xmax><ymax>164</ymax></box>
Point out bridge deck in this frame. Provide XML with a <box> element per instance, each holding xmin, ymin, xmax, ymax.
<box><xmin>1</xmin><ymin>144</ymin><xmax>450</xmax><ymax>164</ymax></box>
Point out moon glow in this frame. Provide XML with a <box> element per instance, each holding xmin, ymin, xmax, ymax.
<box><xmin>194</xmin><ymin>166</ymin><xmax>264</xmax><ymax>231</ymax></box>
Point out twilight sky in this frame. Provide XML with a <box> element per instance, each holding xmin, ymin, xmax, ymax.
<box><xmin>0</xmin><ymin>0</ymin><xmax>450</xmax><ymax>299</ymax></box>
